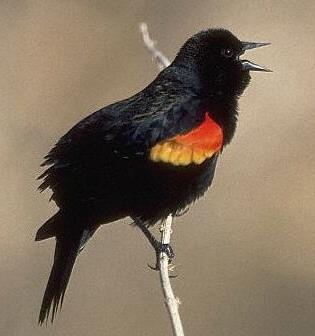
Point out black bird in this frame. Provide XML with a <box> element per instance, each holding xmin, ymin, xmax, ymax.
<box><xmin>36</xmin><ymin>28</ymin><xmax>270</xmax><ymax>324</ymax></box>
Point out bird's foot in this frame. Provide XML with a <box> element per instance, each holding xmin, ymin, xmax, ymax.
<box><xmin>148</xmin><ymin>243</ymin><xmax>175</xmax><ymax>272</ymax></box>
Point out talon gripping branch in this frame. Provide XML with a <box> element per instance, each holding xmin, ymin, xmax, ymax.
<box><xmin>36</xmin><ymin>28</ymin><xmax>270</xmax><ymax>324</ymax></box>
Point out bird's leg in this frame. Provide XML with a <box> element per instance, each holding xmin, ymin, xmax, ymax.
<box><xmin>134</xmin><ymin>218</ymin><xmax>175</xmax><ymax>270</ymax></box>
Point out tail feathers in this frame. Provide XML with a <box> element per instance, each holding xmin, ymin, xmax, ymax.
<box><xmin>38</xmin><ymin>231</ymin><xmax>82</xmax><ymax>325</ymax></box>
<box><xmin>36</xmin><ymin>211</ymin><xmax>61</xmax><ymax>242</ymax></box>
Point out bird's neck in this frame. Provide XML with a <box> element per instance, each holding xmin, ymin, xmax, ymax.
<box><xmin>167</xmin><ymin>64</ymin><xmax>239</xmax><ymax>146</ymax></box>
<box><xmin>207</xmin><ymin>101</ymin><xmax>238</xmax><ymax>146</ymax></box>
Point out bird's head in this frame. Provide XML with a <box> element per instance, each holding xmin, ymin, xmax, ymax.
<box><xmin>173</xmin><ymin>28</ymin><xmax>271</xmax><ymax>101</ymax></box>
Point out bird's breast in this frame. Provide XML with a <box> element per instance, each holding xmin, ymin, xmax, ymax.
<box><xmin>149</xmin><ymin>113</ymin><xmax>223</xmax><ymax>166</ymax></box>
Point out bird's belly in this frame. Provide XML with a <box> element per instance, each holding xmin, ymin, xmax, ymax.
<box><xmin>48</xmin><ymin>152</ymin><xmax>218</xmax><ymax>226</ymax></box>
<box><xmin>130</xmin><ymin>155</ymin><xmax>218</xmax><ymax>223</ymax></box>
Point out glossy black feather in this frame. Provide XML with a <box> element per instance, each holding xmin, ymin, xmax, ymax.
<box><xmin>37</xmin><ymin>28</ymin><xmax>256</xmax><ymax>323</ymax></box>
<box><xmin>37</xmin><ymin>214</ymin><xmax>83</xmax><ymax>325</ymax></box>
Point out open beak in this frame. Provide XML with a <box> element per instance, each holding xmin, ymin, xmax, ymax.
<box><xmin>241</xmin><ymin>41</ymin><xmax>271</xmax><ymax>72</ymax></box>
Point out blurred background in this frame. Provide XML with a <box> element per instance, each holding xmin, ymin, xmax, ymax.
<box><xmin>1</xmin><ymin>1</ymin><xmax>315</xmax><ymax>335</ymax></box>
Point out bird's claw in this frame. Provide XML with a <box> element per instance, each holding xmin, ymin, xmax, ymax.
<box><xmin>147</xmin><ymin>262</ymin><xmax>178</xmax><ymax>278</ymax></box>
<box><xmin>147</xmin><ymin>262</ymin><xmax>159</xmax><ymax>271</ymax></box>
<box><xmin>159</xmin><ymin>243</ymin><xmax>175</xmax><ymax>260</ymax></box>
<box><xmin>147</xmin><ymin>243</ymin><xmax>175</xmax><ymax>272</ymax></box>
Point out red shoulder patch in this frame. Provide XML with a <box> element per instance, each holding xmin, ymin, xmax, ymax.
<box><xmin>150</xmin><ymin>113</ymin><xmax>223</xmax><ymax>166</ymax></box>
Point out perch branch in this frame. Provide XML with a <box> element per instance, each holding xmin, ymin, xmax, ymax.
<box><xmin>139</xmin><ymin>22</ymin><xmax>171</xmax><ymax>69</ymax></box>
<box><xmin>139</xmin><ymin>22</ymin><xmax>185</xmax><ymax>336</ymax></box>
<box><xmin>159</xmin><ymin>215</ymin><xmax>184</xmax><ymax>336</ymax></box>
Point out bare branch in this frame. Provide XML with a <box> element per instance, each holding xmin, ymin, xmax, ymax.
<box><xmin>139</xmin><ymin>22</ymin><xmax>185</xmax><ymax>336</ymax></box>
<box><xmin>139</xmin><ymin>22</ymin><xmax>171</xmax><ymax>70</ymax></box>
<box><xmin>159</xmin><ymin>215</ymin><xmax>185</xmax><ymax>336</ymax></box>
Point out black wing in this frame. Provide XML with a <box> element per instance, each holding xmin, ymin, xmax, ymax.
<box><xmin>39</xmin><ymin>67</ymin><xmax>204</xmax><ymax>188</ymax></box>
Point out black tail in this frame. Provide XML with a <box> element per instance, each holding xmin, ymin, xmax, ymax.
<box><xmin>36</xmin><ymin>211</ymin><xmax>62</xmax><ymax>242</ymax></box>
<box><xmin>37</xmin><ymin>213</ymin><xmax>84</xmax><ymax>325</ymax></box>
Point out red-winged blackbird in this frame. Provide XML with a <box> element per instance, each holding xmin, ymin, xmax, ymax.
<box><xmin>36</xmin><ymin>28</ymin><xmax>270</xmax><ymax>324</ymax></box>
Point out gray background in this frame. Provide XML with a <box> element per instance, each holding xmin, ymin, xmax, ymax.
<box><xmin>1</xmin><ymin>1</ymin><xmax>315</xmax><ymax>335</ymax></box>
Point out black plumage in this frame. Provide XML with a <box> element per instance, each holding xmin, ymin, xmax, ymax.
<box><xmin>36</xmin><ymin>28</ymin><xmax>269</xmax><ymax>324</ymax></box>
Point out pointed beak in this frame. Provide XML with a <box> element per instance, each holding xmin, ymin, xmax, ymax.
<box><xmin>241</xmin><ymin>41</ymin><xmax>271</xmax><ymax>72</ymax></box>
<box><xmin>241</xmin><ymin>60</ymin><xmax>272</xmax><ymax>72</ymax></box>
<box><xmin>242</xmin><ymin>41</ymin><xmax>270</xmax><ymax>51</ymax></box>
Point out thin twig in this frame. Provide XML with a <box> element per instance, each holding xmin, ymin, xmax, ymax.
<box><xmin>139</xmin><ymin>22</ymin><xmax>185</xmax><ymax>336</ymax></box>
<box><xmin>139</xmin><ymin>22</ymin><xmax>171</xmax><ymax>69</ymax></box>
<box><xmin>159</xmin><ymin>215</ymin><xmax>184</xmax><ymax>336</ymax></box>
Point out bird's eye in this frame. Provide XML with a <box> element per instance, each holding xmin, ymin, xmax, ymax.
<box><xmin>221</xmin><ymin>48</ymin><xmax>234</xmax><ymax>58</ymax></box>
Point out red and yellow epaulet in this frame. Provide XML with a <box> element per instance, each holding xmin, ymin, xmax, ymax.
<box><xmin>149</xmin><ymin>113</ymin><xmax>223</xmax><ymax>166</ymax></box>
